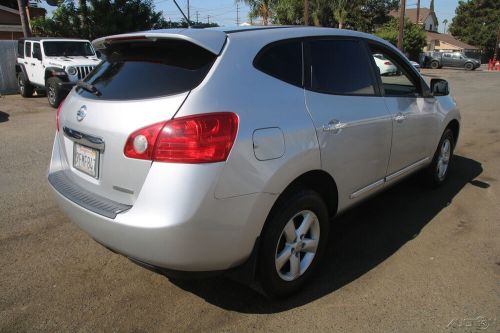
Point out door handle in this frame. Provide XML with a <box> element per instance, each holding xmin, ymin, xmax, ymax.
<box><xmin>322</xmin><ymin>119</ymin><xmax>346</xmax><ymax>134</ymax></box>
<box><xmin>394</xmin><ymin>112</ymin><xmax>407</xmax><ymax>123</ymax></box>
<box><xmin>24</xmin><ymin>61</ymin><xmax>28</xmax><ymax>64</ymax></box>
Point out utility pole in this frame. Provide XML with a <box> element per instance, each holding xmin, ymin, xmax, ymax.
<box><xmin>207</xmin><ymin>15</ymin><xmax>210</xmax><ymax>24</ymax></box>
<box><xmin>304</xmin><ymin>0</ymin><xmax>309</xmax><ymax>26</ymax></box>
<box><xmin>397</xmin><ymin>0</ymin><xmax>406</xmax><ymax>51</ymax></box>
<box><xmin>236</xmin><ymin>2</ymin><xmax>240</xmax><ymax>26</ymax></box>
<box><xmin>187</xmin><ymin>0</ymin><xmax>190</xmax><ymax>22</ymax></box>
<box><xmin>416</xmin><ymin>0</ymin><xmax>420</xmax><ymax>26</ymax></box>
<box><xmin>16</xmin><ymin>0</ymin><xmax>31</xmax><ymax>37</ymax></box>
<box><xmin>196</xmin><ymin>10</ymin><xmax>199</xmax><ymax>24</ymax></box>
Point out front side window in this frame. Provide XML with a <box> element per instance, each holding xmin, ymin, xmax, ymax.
<box><xmin>370</xmin><ymin>46</ymin><xmax>419</xmax><ymax>97</ymax></box>
<box><xmin>254</xmin><ymin>40</ymin><xmax>303</xmax><ymax>87</ymax></box>
<box><xmin>43</xmin><ymin>41</ymin><xmax>95</xmax><ymax>57</ymax></box>
<box><xmin>306</xmin><ymin>39</ymin><xmax>376</xmax><ymax>95</ymax></box>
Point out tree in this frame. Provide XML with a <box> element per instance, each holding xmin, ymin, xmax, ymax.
<box><xmin>16</xmin><ymin>0</ymin><xmax>32</xmax><ymax>37</ymax></box>
<box><xmin>375</xmin><ymin>17</ymin><xmax>426</xmax><ymax>60</ymax></box>
<box><xmin>242</xmin><ymin>0</ymin><xmax>273</xmax><ymax>25</ymax></box>
<box><xmin>332</xmin><ymin>0</ymin><xmax>348</xmax><ymax>29</ymax></box>
<box><xmin>442</xmin><ymin>18</ymin><xmax>448</xmax><ymax>34</ymax></box>
<box><xmin>31</xmin><ymin>0</ymin><xmax>170</xmax><ymax>40</ymax></box>
<box><xmin>346</xmin><ymin>0</ymin><xmax>399</xmax><ymax>32</ymax></box>
<box><xmin>448</xmin><ymin>0</ymin><xmax>500</xmax><ymax>59</ymax></box>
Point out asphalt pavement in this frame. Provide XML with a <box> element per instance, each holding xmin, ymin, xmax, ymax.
<box><xmin>0</xmin><ymin>68</ymin><xmax>499</xmax><ymax>332</ymax></box>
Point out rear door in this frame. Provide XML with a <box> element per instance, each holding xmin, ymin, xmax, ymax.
<box><xmin>24</xmin><ymin>41</ymin><xmax>34</xmax><ymax>82</ymax></box>
<box><xmin>304</xmin><ymin>38</ymin><xmax>393</xmax><ymax>208</ymax></box>
<box><xmin>56</xmin><ymin>38</ymin><xmax>219</xmax><ymax>204</ymax></box>
<box><xmin>368</xmin><ymin>43</ymin><xmax>439</xmax><ymax>181</ymax></box>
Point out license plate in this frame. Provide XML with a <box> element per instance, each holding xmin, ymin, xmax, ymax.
<box><xmin>73</xmin><ymin>143</ymin><xmax>99</xmax><ymax>178</ymax></box>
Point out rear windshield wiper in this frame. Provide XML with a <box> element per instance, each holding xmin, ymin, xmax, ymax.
<box><xmin>77</xmin><ymin>81</ymin><xmax>101</xmax><ymax>96</ymax></box>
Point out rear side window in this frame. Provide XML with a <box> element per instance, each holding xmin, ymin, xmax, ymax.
<box><xmin>306</xmin><ymin>39</ymin><xmax>375</xmax><ymax>95</ymax></box>
<box><xmin>254</xmin><ymin>40</ymin><xmax>302</xmax><ymax>87</ymax></box>
<box><xmin>18</xmin><ymin>41</ymin><xmax>24</xmax><ymax>58</ymax></box>
<box><xmin>25</xmin><ymin>42</ymin><xmax>31</xmax><ymax>59</ymax></box>
<box><xmin>77</xmin><ymin>40</ymin><xmax>216</xmax><ymax>100</ymax></box>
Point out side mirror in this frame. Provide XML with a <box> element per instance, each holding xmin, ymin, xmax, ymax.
<box><xmin>430</xmin><ymin>78</ymin><xmax>449</xmax><ymax>96</ymax></box>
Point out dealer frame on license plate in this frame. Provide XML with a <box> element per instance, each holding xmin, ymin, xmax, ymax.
<box><xmin>73</xmin><ymin>143</ymin><xmax>100</xmax><ymax>178</ymax></box>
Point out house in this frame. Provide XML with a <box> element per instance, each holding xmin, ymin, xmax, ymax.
<box><xmin>390</xmin><ymin>7</ymin><xmax>439</xmax><ymax>32</ymax></box>
<box><xmin>390</xmin><ymin>6</ymin><xmax>480</xmax><ymax>59</ymax></box>
<box><xmin>0</xmin><ymin>4</ymin><xmax>46</xmax><ymax>40</ymax></box>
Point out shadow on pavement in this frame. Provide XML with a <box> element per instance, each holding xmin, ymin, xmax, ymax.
<box><xmin>0</xmin><ymin>111</ymin><xmax>9</xmax><ymax>123</ymax></box>
<box><xmin>170</xmin><ymin>155</ymin><xmax>483</xmax><ymax>313</ymax></box>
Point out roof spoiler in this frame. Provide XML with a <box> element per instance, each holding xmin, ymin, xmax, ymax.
<box><xmin>92</xmin><ymin>29</ymin><xmax>227</xmax><ymax>55</ymax></box>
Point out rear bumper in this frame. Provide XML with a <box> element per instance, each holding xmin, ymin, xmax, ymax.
<box><xmin>48</xmin><ymin>134</ymin><xmax>276</xmax><ymax>272</ymax></box>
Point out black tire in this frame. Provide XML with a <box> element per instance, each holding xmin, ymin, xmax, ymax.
<box><xmin>424</xmin><ymin>128</ymin><xmax>455</xmax><ymax>187</ymax></box>
<box><xmin>18</xmin><ymin>72</ymin><xmax>34</xmax><ymax>97</ymax></box>
<box><xmin>46</xmin><ymin>77</ymin><xmax>63</xmax><ymax>108</ymax></box>
<box><xmin>464</xmin><ymin>62</ymin><xmax>474</xmax><ymax>71</ymax></box>
<box><xmin>430</xmin><ymin>60</ymin><xmax>440</xmax><ymax>69</ymax></box>
<box><xmin>258</xmin><ymin>189</ymin><xmax>329</xmax><ymax>297</ymax></box>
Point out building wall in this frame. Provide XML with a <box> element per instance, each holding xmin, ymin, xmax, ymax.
<box><xmin>0</xmin><ymin>31</ymin><xmax>22</xmax><ymax>40</ymax></box>
<box><xmin>0</xmin><ymin>10</ymin><xmax>20</xmax><ymax>25</ymax></box>
<box><xmin>424</xmin><ymin>16</ymin><xmax>437</xmax><ymax>32</ymax></box>
<box><xmin>0</xmin><ymin>40</ymin><xmax>19</xmax><ymax>94</ymax></box>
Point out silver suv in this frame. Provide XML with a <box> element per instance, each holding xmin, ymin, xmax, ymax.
<box><xmin>48</xmin><ymin>27</ymin><xmax>460</xmax><ymax>297</ymax></box>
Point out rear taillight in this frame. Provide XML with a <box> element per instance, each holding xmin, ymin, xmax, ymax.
<box><xmin>124</xmin><ymin>112</ymin><xmax>239</xmax><ymax>163</ymax></box>
<box><xmin>56</xmin><ymin>99</ymin><xmax>64</xmax><ymax>131</ymax></box>
<box><xmin>384</xmin><ymin>61</ymin><xmax>393</xmax><ymax>65</ymax></box>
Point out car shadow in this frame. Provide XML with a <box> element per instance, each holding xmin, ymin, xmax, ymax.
<box><xmin>169</xmin><ymin>155</ymin><xmax>483</xmax><ymax>313</ymax></box>
<box><xmin>0</xmin><ymin>111</ymin><xmax>9</xmax><ymax>123</ymax></box>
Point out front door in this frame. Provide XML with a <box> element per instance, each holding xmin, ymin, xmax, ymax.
<box><xmin>369</xmin><ymin>44</ymin><xmax>439</xmax><ymax>181</ymax></box>
<box><xmin>31</xmin><ymin>42</ymin><xmax>45</xmax><ymax>86</ymax></box>
<box><xmin>303</xmin><ymin>38</ymin><xmax>393</xmax><ymax>210</ymax></box>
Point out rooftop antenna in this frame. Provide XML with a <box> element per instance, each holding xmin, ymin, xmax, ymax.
<box><xmin>172</xmin><ymin>0</ymin><xmax>192</xmax><ymax>28</ymax></box>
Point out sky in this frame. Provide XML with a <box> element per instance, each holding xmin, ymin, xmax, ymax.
<box><xmin>42</xmin><ymin>0</ymin><xmax>460</xmax><ymax>33</ymax></box>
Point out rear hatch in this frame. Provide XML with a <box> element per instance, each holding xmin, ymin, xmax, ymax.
<box><xmin>55</xmin><ymin>32</ymin><xmax>225</xmax><ymax>205</ymax></box>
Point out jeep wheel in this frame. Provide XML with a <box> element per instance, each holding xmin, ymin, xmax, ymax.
<box><xmin>18</xmin><ymin>72</ymin><xmax>34</xmax><ymax>97</ymax></box>
<box><xmin>464</xmin><ymin>62</ymin><xmax>474</xmax><ymax>71</ymax></box>
<box><xmin>46</xmin><ymin>77</ymin><xmax>63</xmax><ymax>108</ymax></box>
<box><xmin>430</xmin><ymin>61</ymin><xmax>440</xmax><ymax>69</ymax></box>
<box><xmin>258</xmin><ymin>189</ymin><xmax>329</xmax><ymax>297</ymax></box>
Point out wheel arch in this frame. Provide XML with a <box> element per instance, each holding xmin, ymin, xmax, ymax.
<box><xmin>446</xmin><ymin>119</ymin><xmax>460</xmax><ymax>146</ymax></box>
<box><xmin>44</xmin><ymin>67</ymin><xmax>68</xmax><ymax>83</ymax></box>
<box><xmin>268</xmin><ymin>170</ymin><xmax>339</xmax><ymax>222</ymax></box>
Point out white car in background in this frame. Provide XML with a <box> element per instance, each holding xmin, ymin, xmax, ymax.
<box><xmin>373</xmin><ymin>53</ymin><xmax>397</xmax><ymax>75</ymax></box>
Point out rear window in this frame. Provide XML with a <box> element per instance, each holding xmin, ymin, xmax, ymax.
<box><xmin>306</xmin><ymin>39</ymin><xmax>375</xmax><ymax>95</ymax></box>
<box><xmin>77</xmin><ymin>40</ymin><xmax>216</xmax><ymax>100</ymax></box>
<box><xmin>254</xmin><ymin>40</ymin><xmax>303</xmax><ymax>87</ymax></box>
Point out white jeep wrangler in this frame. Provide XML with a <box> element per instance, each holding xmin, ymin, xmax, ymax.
<box><xmin>16</xmin><ymin>38</ymin><xmax>100</xmax><ymax>108</ymax></box>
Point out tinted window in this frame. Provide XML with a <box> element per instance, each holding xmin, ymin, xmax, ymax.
<box><xmin>25</xmin><ymin>42</ymin><xmax>31</xmax><ymax>59</ymax></box>
<box><xmin>254</xmin><ymin>40</ymin><xmax>302</xmax><ymax>87</ymax></box>
<box><xmin>33</xmin><ymin>43</ymin><xmax>41</xmax><ymax>58</ymax></box>
<box><xmin>18</xmin><ymin>40</ymin><xmax>24</xmax><ymax>58</ymax></box>
<box><xmin>370</xmin><ymin>46</ymin><xmax>419</xmax><ymax>97</ymax></box>
<box><xmin>43</xmin><ymin>41</ymin><xmax>94</xmax><ymax>57</ymax></box>
<box><xmin>307</xmin><ymin>40</ymin><xmax>375</xmax><ymax>95</ymax></box>
<box><xmin>77</xmin><ymin>40</ymin><xmax>216</xmax><ymax>100</ymax></box>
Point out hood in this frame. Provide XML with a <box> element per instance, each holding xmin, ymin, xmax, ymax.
<box><xmin>46</xmin><ymin>56</ymin><xmax>101</xmax><ymax>68</ymax></box>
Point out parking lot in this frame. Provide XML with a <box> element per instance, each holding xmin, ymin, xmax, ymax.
<box><xmin>1</xmin><ymin>68</ymin><xmax>499</xmax><ymax>332</ymax></box>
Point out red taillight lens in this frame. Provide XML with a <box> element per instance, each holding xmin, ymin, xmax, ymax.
<box><xmin>56</xmin><ymin>99</ymin><xmax>64</xmax><ymax>131</ymax></box>
<box><xmin>384</xmin><ymin>61</ymin><xmax>393</xmax><ymax>65</ymax></box>
<box><xmin>124</xmin><ymin>112</ymin><xmax>239</xmax><ymax>163</ymax></box>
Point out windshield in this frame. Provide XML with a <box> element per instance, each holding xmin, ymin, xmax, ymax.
<box><xmin>43</xmin><ymin>41</ymin><xmax>95</xmax><ymax>57</ymax></box>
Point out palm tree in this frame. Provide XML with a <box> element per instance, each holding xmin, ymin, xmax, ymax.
<box><xmin>443</xmin><ymin>19</ymin><xmax>448</xmax><ymax>34</ymax></box>
<box><xmin>332</xmin><ymin>0</ymin><xmax>348</xmax><ymax>29</ymax></box>
<box><xmin>241</xmin><ymin>0</ymin><xmax>272</xmax><ymax>25</ymax></box>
